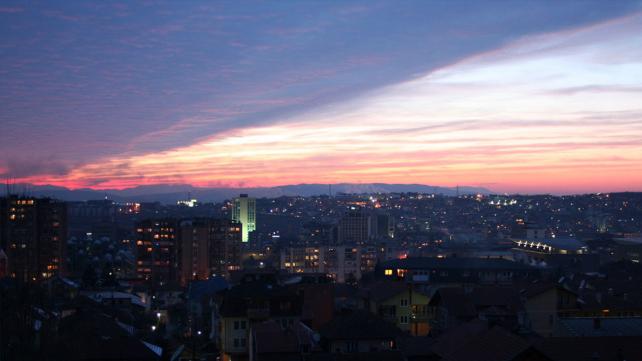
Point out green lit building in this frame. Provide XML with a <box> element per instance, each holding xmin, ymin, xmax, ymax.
<box><xmin>232</xmin><ymin>194</ymin><xmax>256</xmax><ymax>242</ymax></box>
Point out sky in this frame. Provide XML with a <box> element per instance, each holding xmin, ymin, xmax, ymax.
<box><xmin>1</xmin><ymin>1</ymin><xmax>642</xmax><ymax>194</ymax></box>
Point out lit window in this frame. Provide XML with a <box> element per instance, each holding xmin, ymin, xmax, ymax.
<box><xmin>384</xmin><ymin>269</ymin><xmax>393</xmax><ymax>276</ymax></box>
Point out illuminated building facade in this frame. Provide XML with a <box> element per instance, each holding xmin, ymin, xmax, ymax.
<box><xmin>337</xmin><ymin>208</ymin><xmax>371</xmax><ymax>244</ymax></box>
<box><xmin>336</xmin><ymin>208</ymin><xmax>395</xmax><ymax>245</ymax></box>
<box><xmin>135</xmin><ymin>219</ymin><xmax>178</xmax><ymax>287</ymax></box>
<box><xmin>178</xmin><ymin>218</ymin><xmax>242</xmax><ymax>285</ymax></box>
<box><xmin>280</xmin><ymin>245</ymin><xmax>362</xmax><ymax>283</ymax></box>
<box><xmin>232</xmin><ymin>194</ymin><xmax>256</xmax><ymax>243</ymax></box>
<box><xmin>0</xmin><ymin>196</ymin><xmax>67</xmax><ymax>282</ymax></box>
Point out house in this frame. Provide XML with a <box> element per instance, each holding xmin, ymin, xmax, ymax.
<box><xmin>427</xmin><ymin>288</ymin><xmax>477</xmax><ymax>334</ymax></box>
<box><xmin>469</xmin><ymin>286</ymin><xmax>525</xmax><ymax>331</ymax></box>
<box><xmin>431</xmin><ymin>324</ymin><xmax>551</xmax><ymax>361</ymax></box>
<box><xmin>249</xmin><ymin>320</ymin><xmax>319</xmax><ymax>361</ymax></box>
<box><xmin>218</xmin><ymin>281</ymin><xmax>303</xmax><ymax>361</ymax></box>
<box><xmin>522</xmin><ymin>283</ymin><xmax>578</xmax><ymax>337</ymax></box>
<box><xmin>46</xmin><ymin>310</ymin><xmax>162</xmax><ymax>361</ymax></box>
<box><xmin>362</xmin><ymin>280</ymin><xmax>432</xmax><ymax>335</ymax></box>
<box><xmin>428</xmin><ymin>285</ymin><xmax>527</xmax><ymax>334</ymax></box>
<box><xmin>296</xmin><ymin>283</ymin><xmax>335</xmax><ymax>331</ymax></box>
<box><xmin>318</xmin><ymin>310</ymin><xmax>404</xmax><ymax>354</ymax></box>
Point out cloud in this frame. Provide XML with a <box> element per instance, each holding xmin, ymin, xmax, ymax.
<box><xmin>0</xmin><ymin>157</ymin><xmax>72</xmax><ymax>178</ymax></box>
<box><xmin>24</xmin><ymin>10</ymin><xmax>642</xmax><ymax>193</ymax></box>
<box><xmin>4</xmin><ymin>2</ymin><xmax>642</xmax><ymax>193</ymax></box>
<box><xmin>0</xmin><ymin>7</ymin><xmax>23</xmax><ymax>13</ymax></box>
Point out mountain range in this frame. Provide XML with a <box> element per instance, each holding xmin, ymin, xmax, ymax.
<box><xmin>5</xmin><ymin>183</ymin><xmax>491</xmax><ymax>204</ymax></box>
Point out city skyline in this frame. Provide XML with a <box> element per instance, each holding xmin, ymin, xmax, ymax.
<box><xmin>2</xmin><ymin>1</ymin><xmax>642</xmax><ymax>194</ymax></box>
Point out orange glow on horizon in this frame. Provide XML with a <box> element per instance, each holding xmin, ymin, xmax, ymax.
<box><xmin>9</xmin><ymin>14</ymin><xmax>642</xmax><ymax>194</ymax></box>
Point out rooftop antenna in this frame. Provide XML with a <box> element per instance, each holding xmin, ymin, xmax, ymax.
<box><xmin>456</xmin><ymin>185</ymin><xmax>460</xmax><ymax>198</ymax></box>
<box><xmin>329</xmin><ymin>184</ymin><xmax>332</xmax><ymax>197</ymax></box>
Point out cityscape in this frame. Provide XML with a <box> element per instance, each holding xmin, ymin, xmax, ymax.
<box><xmin>2</xmin><ymin>2</ymin><xmax>642</xmax><ymax>361</ymax></box>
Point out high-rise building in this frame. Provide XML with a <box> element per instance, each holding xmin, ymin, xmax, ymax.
<box><xmin>135</xmin><ymin>219</ymin><xmax>178</xmax><ymax>287</ymax></box>
<box><xmin>209</xmin><ymin>219</ymin><xmax>243</xmax><ymax>277</ymax></box>
<box><xmin>177</xmin><ymin>218</ymin><xmax>242</xmax><ymax>285</ymax></box>
<box><xmin>178</xmin><ymin>218</ymin><xmax>209</xmax><ymax>285</ymax></box>
<box><xmin>0</xmin><ymin>196</ymin><xmax>67</xmax><ymax>282</ymax></box>
<box><xmin>373</xmin><ymin>213</ymin><xmax>395</xmax><ymax>239</ymax></box>
<box><xmin>136</xmin><ymin>217</ymin><xmax>242</xmax><ymax>287</ymax></box>
<box><xmin>337</xmin><ymin>207</ymin><xmax>371</xmax><ymax>244</ymax></box>
<box><xmin>232</xmin><ymin>194</ymin><xmax>256</xmax><ymax>243</ymax></box>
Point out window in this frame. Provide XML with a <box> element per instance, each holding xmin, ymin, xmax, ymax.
<box><xmin>233</xmin><ymin>320</ymin><xmax>239</xmax><ymax>330</ymax></box>
<box><xmin>240</xmin><ymin>320</ymin><xmax>247</xmax><ymax>329</ymax></box>
<box><xmin>400</xmin><ymin>299</ymin><xmax>408</xmax><ymax>307</ymax></box>
<box><xmin>400</xmin><ymin>315</ymin><xmax>408</xmax><ymax>324</ymax></box>
<box><xmin>384</xmin><ymin>269</ymin><xmax>393</xmax><ymax>276</ymax></box>
<box><xmin>347</xmin><ymin>341</ymin><xmax>358</xmax><ymax>352</ymax></box>
<box><xmin>233</xmin><ymin>338</ymin><xmax>246</xmax><ymax>348</ymax></box>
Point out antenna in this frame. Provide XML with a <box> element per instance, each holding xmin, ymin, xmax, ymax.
<box><xmin>456</xmin><ymin>185</ymin><xmax>460</xmax><ymax>197</ymax></box>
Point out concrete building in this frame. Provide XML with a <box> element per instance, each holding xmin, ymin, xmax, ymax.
<box><xmin>523</xmin><ymin>284</ymin><xmax>578</xmax><ymax>337</ymax></box>
<box><xmin>0</xmin><ymin>196</ymin><xmax>67</xmax><ymax>282</ymax></box>
<box><xmin>337</xmin><ymin>207</ymin><xmax>371</xmax><ymax>244</ymax></box>
<box><xmin>137</xmin><ymin>218</ymin><xmax>242</xmax><ymax>287</ymax></box>
<box><xmin>379</xmin><ymin>257</ymin><xmax>534</xmax><ymax>285</ymax></box>
<box><xmin>372</xmin><ymin>213</ymin><xmax>395</xmax><ymax>239</ymax></box>
<box><xmin>280</xmin><ymin>245</ymin><xmax>361</xmax><ymax>283</ymax></box>
<box><xmin>135</xmin><ymin>219</ymin><xmax>179</xmax><ymax>287</ymax></box>
<box><xmin>363</xmin><ymin>281</ymin><xmax>431</xmax><ymax>336</ymax></box>
<box><xmin>232</xmin><ymin>194</ymin><xmax>256</xmax><ymax>243</ymax></box>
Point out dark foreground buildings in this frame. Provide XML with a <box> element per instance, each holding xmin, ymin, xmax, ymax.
<box><xmin>1</xmin><ymin>192</ymin><xmax>642</xmax><ymax>361</ymax></box>
<box><xmin>0</xmin><ymin>196</ymin><xmax>67</xmax><ymax>282</ymax></box>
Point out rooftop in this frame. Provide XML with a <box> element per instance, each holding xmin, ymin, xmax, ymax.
<box><xmin>556</xmin><ymin>317</ymin><xmax>642</xmax><ymax>337</ymax></box>
<box><xmin>380</xmin><ymin>257</ymin><xmax>533</xmax><ymax>271</ymax></box>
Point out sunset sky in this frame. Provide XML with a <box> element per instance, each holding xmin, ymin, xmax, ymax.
<box><xmin>2</xmin><ymin>1</ymin><xmax>642</xmax><ymax>194</ymax></box>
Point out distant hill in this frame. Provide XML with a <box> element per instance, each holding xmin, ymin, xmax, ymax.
<box><xmin>6</xmin><ymin>183</ymin><xmax>491</xmax><ymax>203</ymax></box>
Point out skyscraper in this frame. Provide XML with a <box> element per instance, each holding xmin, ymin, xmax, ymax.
<box><xmin>0</xmin><ymin>196</ymin><xmax>67</xmax><ymax>282</ymax></box>
<box><xmin>232</xmin><ymin>194</ymin><xmax>256</xmax><ymax>243</ymax></box>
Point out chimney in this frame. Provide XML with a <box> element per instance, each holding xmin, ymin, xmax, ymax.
<box><xmin>593</xmin><ymin>318</ymin><xmax>601</xmax><ymax>330</ymax></box>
